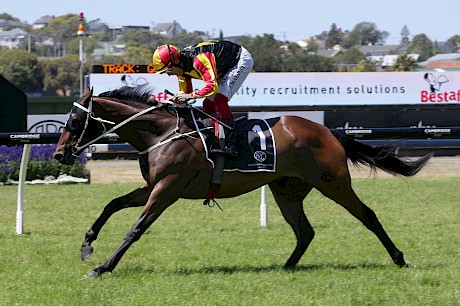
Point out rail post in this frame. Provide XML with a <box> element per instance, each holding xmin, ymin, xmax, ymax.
<box><xmin>16</xmin><ymin>144</ymin><xmax>31</xmax><ymax>235</ymax></box>
<box><xmin>260</xmin><ymin>185</ymin><xmax>268</xmax><ymax>227</ymax></box>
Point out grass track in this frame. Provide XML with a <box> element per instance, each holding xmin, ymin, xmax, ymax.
<box><xmin>1</xmin><ymin>178</ymin><xmax>459</xmax><ymax>305</ymax></box>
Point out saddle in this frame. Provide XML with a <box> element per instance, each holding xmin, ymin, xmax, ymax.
<box><xmin>193</xmin><ymin>115</ymin><xmax>278</xmax><ymax>172</ymax></box>
<box><xmin>186</xmin><ymin>107</ymin><xmax>278</xmax><ymax>206</ymax></box>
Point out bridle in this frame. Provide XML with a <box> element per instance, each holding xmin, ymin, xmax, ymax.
<box><xmin>66</xmin><ymin>97</ymin><xmax>211</xmax><ymax>157</ymax></box>
<box><xmin>67</xmin><ymin>96</ymin><xmax>166</xmax><ymax>156</ymax></box>
<box><xmin>66</xmin><ymin>97</ymin><xmax>112</xmax><ymax>156</ymax></box>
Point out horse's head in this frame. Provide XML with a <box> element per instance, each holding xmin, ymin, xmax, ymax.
<box><xmin>53</xmin><ymin>88</ymin><xmax>107</xmax><ymax>164</ymax></box>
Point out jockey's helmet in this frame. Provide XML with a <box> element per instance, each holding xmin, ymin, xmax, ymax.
<box><xmin>152</xmin><ymin>45</ymin><xmax>180</xmax><ymax>74</ymax></box>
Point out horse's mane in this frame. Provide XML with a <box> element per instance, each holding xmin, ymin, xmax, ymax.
<box><xmin>98</xmin><ymin>84</ymin><xmax>156</xmax><ymax>105</ymax></box>
<box><xmin>97</xmin><ymin>84</ymin><xmax>200</xmax><ymax>124</ymax></box>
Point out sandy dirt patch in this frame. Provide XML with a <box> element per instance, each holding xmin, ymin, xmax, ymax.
<box><xmin>85</xmin><ymin>156</ymin><xmax>460</xmax><ymax>184</ymax></box>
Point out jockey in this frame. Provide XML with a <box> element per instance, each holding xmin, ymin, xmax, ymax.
<box><xmin>152</xmin><ymin>40</ymin><xmax>254</xmax><ymax>159</ymax></box>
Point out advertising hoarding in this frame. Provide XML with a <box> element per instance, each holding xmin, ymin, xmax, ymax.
<box><xmin>90</xmin><ymin>67</ymin><xmax>460</xmax><ymax>107</ymax></box>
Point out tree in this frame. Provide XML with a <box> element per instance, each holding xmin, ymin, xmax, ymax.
<box><xmin>0</xmin><ymin>13</ymin><xmax>20</xmax><ymax>21</ymax></box>
<box><xmin>326</xmin><ymin>23</ymin><xmax>343</xmax><ymax>49</ymax></box>
<box><xmin>313</xmin><ymin>31</ymin><xmax>328</xmax><ymax>41</ymax></box>
<box><xmin>446</xmin><ymin>35</ymin><xmax>460</xmax><ymax>52</ymax></box>
<box><xmin>344</xmin><ymin>22</ymin><xmax>389</xmax><ymax>48</ymax></box>
<box><xmin>387</xmin><ymin>53</ymin><xmax>418</xmax><ymax>71</ymax></box>
<box><xmin>400</xmin><ymin>25</ymin><xmax>410</xmax><ymax>47</ymax></box>
<box><xmin>0</xmin><ymin>49</ymin><xmax>43</xmax><ymax>92</ymax></box>
<box><xmin>40</xmin><ymin>55</ymin><xmax>81</xmax><ymax>95</ymax></box>
<box><xmin>241</xmin><ymin>34</ymin><xmax>283</xmax><ymax>72</ymax></box>
<box><xmin>124</xmin><ymin>46</ymin><xmax>152</xmax><ymax>64</ymax></box>
<box><xmin>29</xmin><ymin>14</ymin><xmax>84</xmax><ymax>57</ymax></box>
<box><xmin>432</xmin><ymin>41</ymin><xmax>442</xmax><ymax>56</ymax></box>
<box><xmin>333</xmin><ymin>47</ymin><xmax>365</xmax><ymax>65</ymax></box>
<box><xmin>407</xmin><ymin>34</ymin><xmax>433</xmax><ymax>61</ymax></box>
<box><xmin>280</xmin><ymin>43</ymin><xmax>335</xmax><ymax>72</ymax></box>
<box><xmin>66</xmin><ymin>35</ymin><xmax>99</xmax><ymax>57</ymax></box>
<box><xmin>119</xmin><ymin>28</ymin><xmax>163</xmax><ymax>48</ymax></box>
<box><xmin>352</xmin><ymin>59</ymin><xmax>376</xmax><ymax>72</ymax></box>
<box><xmin>219</xmin><ymin>29</ymin><xmax>224</xmax><ymax>41</ymax></box>
<box><xmin>165</xmin><ymin>32</ymin><xmax>204</xmax><ymax>49</ymax></box>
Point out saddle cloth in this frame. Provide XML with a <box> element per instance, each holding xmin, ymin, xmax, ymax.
<box><xmin>191</xmin><ymin>113</ymin><xmax>278</xmax><ymax>172</ymax></box>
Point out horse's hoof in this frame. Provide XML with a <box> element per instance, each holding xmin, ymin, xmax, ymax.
<box><xmin>84</xmin><ymin>270</ymin><xmax>99</xmax><ymax>278</ymax></box>
<box><xmin>80</xmin><ymin>245</ymin><xmax>94</xmax><ymax>261</ymax></box>
<box><xmin>405</xmin><ymin>262</ymin><xmax>416</xmax><ymax>268</ymax></box>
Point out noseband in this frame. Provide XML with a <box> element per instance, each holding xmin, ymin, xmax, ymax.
<box><xmin>67</xmin><ymin>97</ymin><xmax>116</xmax><ymax>156</ymax></box>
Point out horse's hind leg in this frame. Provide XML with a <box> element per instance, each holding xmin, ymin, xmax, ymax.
<box><xmin>80</xmin><ymin>183</ymin><xmax>152</xmax><ymax>261</ymax></box>
<box><xmin>269</xmin><ymin>178</ymin><xmax>314</xmax><ymax>269</ymax></box>
<box><xmin>316</xmin><ymin>176</ymin><xmax>408</xmax><ymax>267</ymax></box>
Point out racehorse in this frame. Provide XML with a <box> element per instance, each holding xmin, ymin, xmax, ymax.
<box><xmin>53</xmin><ymin>85</ymin><xmax>432</xmax><ymax>278</ymax></box>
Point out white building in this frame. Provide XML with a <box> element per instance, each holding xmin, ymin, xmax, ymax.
<box><xmin>0</xmin><ymin>28</ymin><xmax>27</xmax><ymax>49</ymax></box>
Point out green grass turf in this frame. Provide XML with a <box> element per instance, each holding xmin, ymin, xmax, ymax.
<box><xmin>0</xmin><ymin>178</ymin><xmax>458</xmax><ymax>305</ymax></box>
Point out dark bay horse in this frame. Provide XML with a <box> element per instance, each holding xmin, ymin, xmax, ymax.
<box><xmin>53</xmin><ymin>85</ymin><xmax>431</xmax><ymax>277</ymax></box>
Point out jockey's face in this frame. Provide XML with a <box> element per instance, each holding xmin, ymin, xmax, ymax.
<box><xmin>166</xmin><ymin>65</ymin><xmax>183</xmax><ymax>76</ymax></box>
<box><xmin>166</xmin><ymin>59</ymin><xmax>183</xmax><ymax>76</ymax></box>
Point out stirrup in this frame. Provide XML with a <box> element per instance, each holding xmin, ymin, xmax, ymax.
<box><xmin>210</xmin><ymin>145</ymin><xmax>239</xmax><ymax>159</ymax></box>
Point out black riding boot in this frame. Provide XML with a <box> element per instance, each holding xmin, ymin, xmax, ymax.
<box><xmin>211</xmin><ymin>129</ymin><xmax>240</xmax><ymax>159</ymax></box>
<box><xmin>222</xmin><ymin>129</ymin><xmax>240</xmax><ymax>159</ymax></box>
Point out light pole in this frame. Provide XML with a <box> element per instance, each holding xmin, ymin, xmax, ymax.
<box><xmin>77</xmin><ymin>12</ymin><xmax>85</xmax><ymax>96</ymax></box>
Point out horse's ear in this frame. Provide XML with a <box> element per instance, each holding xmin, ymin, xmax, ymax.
<box><xmin>80</xmin><ymin>87</ymin><xmax>93</xmax><ymax>104</ymax></box>
<box><xmin>83</xmin><ymin>87</ymin><xmax>93</xmax><ymax>96</ymax></box>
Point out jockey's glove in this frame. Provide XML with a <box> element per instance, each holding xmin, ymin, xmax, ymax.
<box><xmin>173</xmin><ymin>93</ymin><xmax>193</xmax><ymax>104</ymax></box>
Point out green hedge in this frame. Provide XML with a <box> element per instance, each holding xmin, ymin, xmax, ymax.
<box><xmin>0</xmin><ymin>144</ymin><xmax>87</xmax><ymax>183</ymax></box>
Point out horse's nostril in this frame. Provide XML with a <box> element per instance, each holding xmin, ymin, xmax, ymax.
<box><xmin>53</xmin><ymin>152</ymin><xmax>64</xmax><ymax>162</ymax></box>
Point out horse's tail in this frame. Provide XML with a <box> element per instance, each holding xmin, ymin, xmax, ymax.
<box><xmin>331</xmin><ymin>131</ymin><xmax>432</xmax><ymax>177</ymax></box>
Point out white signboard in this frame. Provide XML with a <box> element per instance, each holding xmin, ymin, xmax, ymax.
<box><xmin>27</xmin><ymin>114</ymin><xmax>67</xmax><ymax>133</ymax></box>
<box><xmin>90</xmin><ymin>71</ymin><xmax>460</xmax><ymax>106</ymax></box>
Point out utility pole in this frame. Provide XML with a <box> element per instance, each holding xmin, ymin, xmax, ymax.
<box><xmin>77</xmin><ymin>12</ymin><xmax>85</xmax><ymax>96</ymax></box>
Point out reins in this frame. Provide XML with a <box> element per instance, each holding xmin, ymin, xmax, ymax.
<box><xmin>72</xmin><ymin>98</ymin><xmax>163</xmax><ymax>156</ymax></box>
<box><xmin>71</xmin><ymin>98</ymin><xmax>213</xmax><ymax>156</ymax></box>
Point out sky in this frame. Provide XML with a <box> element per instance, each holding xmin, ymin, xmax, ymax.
<box><xmin>1</xmin><ymin>0</ymin><xmax>459</xmax><ymax>44</ymax></box>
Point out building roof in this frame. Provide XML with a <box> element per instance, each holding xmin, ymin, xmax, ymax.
<box><xmin>426</xmin><ymin>53</ymin><xmax>460</xmax><ymax>62</ymax></box>
<box><xmin>0</xmin><ymin>28</ymin><xmax>27</xmax><ymax>39</ymax></box>
<box><xmin>425</xmin><ymin>61</ymin><xmax>460</xmax><ymax>69</ymax></box>
<box><xmin>151</xmin><ymin>21</ymin><xmax>183</xmax><ymax>37</ymax></box>
<box><xmin>0</xmin><ymin>19</ymin><xmax>25</xmax><ymax>29</ymax></box>
<box><xmin>152</xmin><ymin>22</ymin><xmax>175</xmax><ymax>32</ymax></box>
<box><xmin>34</xmin><ymin>15</ymin><xmax>54</xmax><ymax>25</ymax></box>
<box><xmin>359</xmin><ymin>44</ymin><xmax>400</xmax><ymax>56</ymax></box>
<box><xmin>379</xmin><ymin>54</ymin><xmax>419</xmax><ymax>67</ymax></box>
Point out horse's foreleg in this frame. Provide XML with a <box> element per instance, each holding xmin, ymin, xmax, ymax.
<box><xmin>86</xmin><ymin>176</ymin><xmax>181</xmax><ymax>278</ymax></box>
<box><xmin>269</xmin><ymin>179</ymin><xmax>313</xmax><ymax>269</ymax></box>
<box><xmin>81</xmin><ymin>183</ymin><xmax>152</xmax><ymax>261</ymax></box>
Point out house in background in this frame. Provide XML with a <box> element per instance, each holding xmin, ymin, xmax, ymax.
<box><xmin>0</xmin><ymin>18</ymin><xmax>25</xmax><ymax>30</ymax></box>
<box><xmin>87</xmin><ymin>19</ymin><xmax>109</xmax><ymax>36</ymax></box>
<box><xmin>422</xmin><ymin>53</ymin><xmax>460</xmax><ymax>70</ymax></box>
<box><xmin>92</xmin><ymin>43</ymin><xmax>127</xmax><ymax>60</ymax></box>
<box><xmin>32</xmin><ymin>15</ymin><xmax>54</xmax><ymax>29</ymax></box>
<box><xmin>0</xmin><ymin>28</ymin><xmax>27</xmax><ymax>49</ymax></box>
<box><xmin>151</xmin><ymin>21</ymin><xmax>183</xmax><ymax>37</ymax></box>
<box><xmin>380</xmin><ymin>54</ymin><xmax>420</xmax><ymax>68</ymax></box>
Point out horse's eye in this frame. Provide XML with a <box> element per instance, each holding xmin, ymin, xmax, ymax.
<box><xmin>65</xmin><ymin>113</ymin><xmax>81</xmax><ymax>132</ymax></box>
<box><xmin>70</xmin><ymin>118</ymin><xmax>80</xmax><ymax>129</ymax></box>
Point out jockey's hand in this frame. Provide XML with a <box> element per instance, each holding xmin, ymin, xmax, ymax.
<box><xmin>172</xmin><ymin>93</ymin><xmax>193</xmax><ymax>105</ymax></box>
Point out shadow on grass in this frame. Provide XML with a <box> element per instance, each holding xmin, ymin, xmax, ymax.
<box><xmin>118</xmin><ymin>262</ymin><xmax>393</xmax><ymax>276</ymax></box>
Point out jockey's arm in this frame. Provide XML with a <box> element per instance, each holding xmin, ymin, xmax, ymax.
<box><xmin>178</xmin><ymin>54</ymin><xmax>220</xmax><ymax>99</ymax></box>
